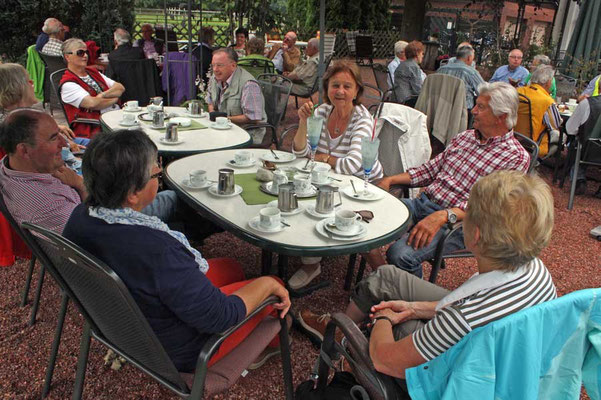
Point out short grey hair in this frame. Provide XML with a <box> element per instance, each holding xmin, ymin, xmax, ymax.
<box><xmin>394</xmin><ymin>40</ymin><xmax>408</xmax><ymax>57</ymax></box>
<box><xmin>114</xmin><ymin>28</ymin><xmax>131</xmax><ymax>46</ymax></box>
<box><xmin>531</xmin><ymin>65</ymin><xmax>555</xmax><ymax>86</ymax></box>
<box><xmin>478</xmin><ymin>82</ymin><xmax>519</xmax><ymax>130</ymax></box>
<box><xmin>456</xmin><ymin>45</ymin><xmax>475</xmax><ymax>60</ymax></box>
<box><xmin>533</xmin><ymin>54</ymin><xmax>551</xmax><ymax>65</ymax></box>
<box><xmin>307</xmin><ymin>38</ymin><xmax>319</xmax><ymax>52</ymax></box>
<box><xmin>42</xmin><ymin>18</ymin><xmax>61</xmax><ymax>34</ymax></box>
<box><xmin>83</xmin><ymin>130</ymin><xmax>158</xmax><ymax>209</ymax></box>
<box><xmin>0</xmin><ymin>63</ymin><xmax>29</xmax><ymax>109</ymax></box>
<box><xmin>62</xmin><ymin>38</ymin><xmax>86</xmax><ymax>57</ymax></box>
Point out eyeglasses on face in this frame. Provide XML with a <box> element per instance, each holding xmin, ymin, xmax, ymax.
<box><xmin>509</xmin><ymin>55</ymin><xmax>523</xmax><ymax>59</ymax></box>
<box><xmin>150</xmin><ymin>171</ymin><xmax>163</xmax><ymax>180</ymax></box>
<box><xmin>210</xmin><ymin>63</ymin><xmax>232</xmax><ymax>69</ymax></box>
<box><xmin>66</xmin><ymin>49</ymin><xmax>90</xmax><ymax>57</ymax></box>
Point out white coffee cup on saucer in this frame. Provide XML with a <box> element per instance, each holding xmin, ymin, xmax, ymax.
<box><xmin>311</xmin><ymin>164</ymin><xmax>331</xmax><ymax>184</ymax></box>
<box><xmin>259</xmin><ymin>207</ymin><xmax>281</xmax><ymax>230</ymax></box>
<box><xmin>272</xmin><ymin>170</ymin><xmax>288</xmax><ymax>192</ymax></box>
<box><xmin>294</xmin><ymin>173</ymin><xmax>312</xmax><ymax>194</ymax></box>
<box><xmin>189</xmin><ymin>169</ymin><xmax>207</xmax><ymax>187</ymax></box>
<box><xmin>234</xmin><ymin>150</ymin><xmax>252</xmax><ymax>164</ymax></box>
<box><xmin>216</xmin><ymin>116</ymin><xmax>230</xmax><ymax>127</ymax></box>
<box><xmin>125</xmin><ymin>100</ymin><xmax>139</xmax><ymax>110</ymax></box>
<box><xmin>121</xmin><ymin>112</ymin><xmax>136</xmax><ymax>125</ymax></box>
<box><xmin>335</xmin><ymin>209</ymin><xmax>361</xmax><ymax>232</ymax></box>
<box><xmin>568</xmin><ymin>98</ymin><xmax>577</xmax><ymax>105</ymax></box>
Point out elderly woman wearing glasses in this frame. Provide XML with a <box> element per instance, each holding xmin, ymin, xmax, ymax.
<box><xmin>63</xmin><ymin>129</ymin><xmax>291</xmax><ymax>372</ymax></box>
<box><xmin>60</xmin><ymin>38</ymin><xmax>125</xmax><ymax>139</ymax></box>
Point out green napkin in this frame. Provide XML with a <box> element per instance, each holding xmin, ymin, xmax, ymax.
<box><xmin>235</xmin><ymin>173</ymin><xmax>277</xmax><ymax>205</ymax></box>
<box><xmin>141</xmin><ymin>119</ymin><xmax>207</xmax><ymax>131</ymax></box>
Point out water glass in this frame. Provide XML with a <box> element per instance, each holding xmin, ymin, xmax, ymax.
<box><xmin>361</xmin><ymin>137</ymin><xmax>380</xmax><ymax>195</ymax></box>
<box><xmin>306</xmin><ymin>115</ymin><xmax>325</xmax><ymax>165</ymax></box>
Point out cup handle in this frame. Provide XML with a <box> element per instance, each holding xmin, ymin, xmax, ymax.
<box><xmin>355</xmin><ymin>214</ymin><xmax>362</xmax><ymax>222</ymax></box>
<box><xmin>335</xmin><ymin>191</ymin><xmax>343</xmax><ymax>208</ymax></box>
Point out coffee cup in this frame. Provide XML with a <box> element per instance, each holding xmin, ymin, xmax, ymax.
<box><xmin>568</xmin><ymin>98</ymin><xmax>577</xmax><ymax>105</ymax></box>
<box><xmin>216</xmin><ymin>116</ymin><xmax>230</xmax><ymax>127</ymax></box>
<box><xmin>293</xmin><ymin>173</ymin><xmax>312</xmax><ymax>194</ymax></box>
<box><xmin>335</xmin><ymin>209</ymin><xmax>361</xmax><ymax>232</ymax></box>
<box><xmin>209</xmin><ymin>111</ymin><xmax>227</xmax><ymax>122</ymax></box>
<box><xmin>189</xmin><ymin>169</ymin><xmax>207</xmax><ymax>187</ymax></box>
<box><xmin>259</xmin><ymin>207</ymin><xmax>281</xmax><ymax>230</ymax></box>
<box><xmin>125</xmin><ymin>100</ymin><xmax>138</xmax><ymax>110</ymax></box>
<box><xmin>234</xmin><ymin>150</ymin><xmax>252</xmax><ymax>164</ymax></box>
<box><xmin>311</xmin><ymin>164</ymin><xmax>331</xmax><ymax>184</ymax></box>
<box><xmin>121</xmin><ymin>112</ymin><xmax>136</xmax><ymax>124</ymax></box>
<box><xmin>272</xmin><ymin>170</ymin><xmax>288</xmax><ymax>192</ymax></box>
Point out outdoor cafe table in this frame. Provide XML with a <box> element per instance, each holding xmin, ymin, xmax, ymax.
<box><xmin>100</xmin><ymin>106</ymin><xmax>252</xmax><ymax>157</ymax></box>
<box><xmin>164</xmin><ymin>148</ymin><xmax>411</xmax><ymax>296</ymax></box>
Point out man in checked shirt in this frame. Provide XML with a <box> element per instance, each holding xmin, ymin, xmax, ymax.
<box><xmin>371</xmin><ymin>81</ymin><xmax>531</xmax><ymax>278</ymax></box>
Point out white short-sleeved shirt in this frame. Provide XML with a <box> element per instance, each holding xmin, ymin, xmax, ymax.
<box><xmin>61</xmin><ymin>72</ymin><xmax>119</xmax><ymax>113</ymax></box>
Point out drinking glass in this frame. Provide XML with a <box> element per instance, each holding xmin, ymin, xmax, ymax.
<box><xmin>306</xmin><ymin>115</ymin><xmax>325</xmax><ymax>167</ymax></box>
<box><xmin>361</xmin><ymin>137</ymin><xmax>380</xmax><ymax>196</ymax></box>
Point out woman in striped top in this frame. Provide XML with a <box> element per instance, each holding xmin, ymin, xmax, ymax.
<box><xmin>292</xmin><ymin>60</ymin><xmax>383</xmax><ymax>181</ymax></box>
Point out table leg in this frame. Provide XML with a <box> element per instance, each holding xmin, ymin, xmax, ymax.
<box><xmin>261</xmin><ymin>249</ymin><xmax>272</xmax><ymax>276</ymax></box>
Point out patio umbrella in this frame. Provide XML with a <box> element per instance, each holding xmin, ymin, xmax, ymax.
<box><xmin>561</xmin><ymin>0</ymin><xmax>601</xmax><ymax>78</ymax></box>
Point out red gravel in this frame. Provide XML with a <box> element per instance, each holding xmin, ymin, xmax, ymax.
<box><xmin>1</xmin><ymin>67</ymin><xmax>599</xmax><ymax>399</ymax></box>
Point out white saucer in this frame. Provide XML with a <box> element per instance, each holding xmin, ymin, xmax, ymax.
<box><xmin>184</xmin><ymin>111</ymin><xmax>206</xmax><ymax>118</ymax></box>
<box><xmin>119</xmin><ymin>120</ymin><xmax>139</xmax><ymax>127</ymax></box>
<box><xmin>248</xmin><ymin>216</ymin><xmax>284</xmax><ymax>233</ymax></box>
<box><xmin>159</xmin><ymin>137</ymin><xmax>184</xmax><ymax>145</ymax></box>
<box><xmin>306</xmin><ymin>204</ymin><xmax>335</xmax><ymax>219</ymax></box>
<box><xmin>123</xmin><ymin>107</ymin><xmax>142</xmax><ymax>112</ymax></box>
<box><xmin>226</xmin><ymin>159</ymin><xmax>256</xmax><ymax>168</ymax></box>
<box><xmin>181</xmin><ymin>178</ymin><xmax>211</xmax><ymax>190</ymax></box>
<box><xmin>260</xmin><ymin>151</ymin><xmax>297</xmax><ymax>163</ymax></box>
<box><xmin>311</xmin><ymin>177</ymin><xmax>335</xmax><ymax>186</ymax></box>
<box><xmin>341</xmin><ymin>185</ymin><xmax>385</xmax><ymax>201</ymax></box>
<box><xmin>170</xmin><ymin>117</ymin><xmax>191</xmax><ymax>127</ymax></box>
<box><xmin>267</xmin><ymin>200</ymin><xmax>305</xmax><ymax>216</ymax></box>
<box><xmin>323</xmin><ymin>218</ymin><xmax>365</xmax><ymax>237</ymax></box>
<box><xmin>315</xmin><ymin>219</ymin><xmax>367</xmax><ymax>241</ymax></box>
<box><xmin>208</xmin><ymin>184</ymin><xmax>243</xmax><ymax>197</ymax></box>
<box><xmin>210</xmin><ymin>122</ymin><xmax>233</xmax><ymax>130</ymax></box>
<box><xmin>297</xmin><ymin>161</ymin><xmax>330</xmax><ymax>174</ymax></box>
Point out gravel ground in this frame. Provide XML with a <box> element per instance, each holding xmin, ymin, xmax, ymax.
<box><xmin>1</xmin><ymin>66</ymin><xmax>599</xmax><ymax>399</ymax></box>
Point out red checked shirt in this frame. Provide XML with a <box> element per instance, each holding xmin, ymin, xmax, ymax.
<box><xmin>408</xmin><ymin>130</ymin><xmax>530</xmax><ymax>210</ymax></box>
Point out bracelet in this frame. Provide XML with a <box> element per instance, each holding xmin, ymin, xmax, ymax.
<box><xmin>372</xmin><ymin>316</ymin><xmax>393</xmax><ymax>326</ymax></box>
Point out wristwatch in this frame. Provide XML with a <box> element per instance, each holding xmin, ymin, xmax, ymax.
<box><xmin>446</xmin><ymin>209</ymin><xmax>457</xmax><ymax>224</ymax></box>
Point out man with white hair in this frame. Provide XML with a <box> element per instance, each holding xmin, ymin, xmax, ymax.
<box><xmin>267</xmin><ymin>31</ymin><xmax>301</xmax><ymax>73</ymax></box>
<box><xmin>108</xmin><ymin>28</ymin><xmax>145</xmax><ymax>63</ymax></box>
<box><xmin>447</xmin><ymin>41</ymin><xmax>476</xmax><ymax>68</ymax></box>
<box><xmin>489</xmin><ymin>49</ymin><xmax>529</xmax><ymax>87</ymax></box>
<box><xmin>522</xmin><ymin>54</ymin><xmax>556</xmax><ymax>98</ymax></box>
<box><xmin>387</xmin><ymin>40</ymin><xmax>408</xmax><ymax>88</ymax></box>
<box><xmin>283</xmin><ymin>38</ymin><xmax>320</xmax><ymax>96</ymax></box>
<box><xmin>515</xmin><ymin>65</ymin><xmax>561</xmax><ymax>158</ymax></box>
<box><xmin>437</xmin><ymin>45</ymin><xmax>485</xmax><ymax>111</ymax></box>
<box><xmin>40</xmin><ymin>18</ymin><xmax>65</xmax><ymax>56</ymax></box>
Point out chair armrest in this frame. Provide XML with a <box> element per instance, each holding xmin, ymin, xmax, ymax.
<box><xmin>73</xmin><ymin>118</ymin><xmax>101</xmax><ymax>125</ymax></box>
<box><xmin>279</xmin><ymin>124</ymin><xmax>299</xmax><ymax>150</ymax></box>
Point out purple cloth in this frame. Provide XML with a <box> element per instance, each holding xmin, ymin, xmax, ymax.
<box><xmin>161</xmin><ymin>52</ymin><xmax>197</xmax><ymax>105</ymax></box>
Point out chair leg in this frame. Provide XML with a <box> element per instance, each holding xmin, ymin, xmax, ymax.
<box><xmin>29</xmin><ymin>263</ymin><xmax>46</xmax><ymax>326</ymax></box>
<box><xmin>277</xmin><ymin>254</ymin><xmax>288</xmax><ymax>281</ymax></box>
<box><xmin>344</xmin><ymin>254</ymin><xmax>358</xmax><ymax>291</ymax></box>
<box><xmin>42</xmin><ymin>292</ymin><xmax>69</xmax><ymax>398</ymax></box>
<box><xmin>20</xmin><ymin>256</ymin><xmax>36</xmax><ymax>307</ymax></box>
<box><xmin>568</xmin><ymin>141</ymin><xmax>582</xmax><ymax>210</ymax></box>
<box><xmin>279</xmin><ymin>318</ymin><xmax>294</xmax><ymax>400</ymax></box>
<box><xmin>356</xmin><ymin>257</ymin><xmax>367</xmax><ymax>284</ymax></box>
<box><xmin>295</xmin><ymin>96</ymin><xmax>299</xmax><ymax>109</ymax></box>
<box><xmin>72</xmin><ymin>321</ymin><xmax>92</xmax><ymax>400</ymax></box>
<box><xmin>261</xmin><ymin>249</ymin><xmax>273</xmax><ymax>276</ymax></box>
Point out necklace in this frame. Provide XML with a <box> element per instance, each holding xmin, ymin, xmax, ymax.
<box><xmin>332</xmin><ymin>111</ymin><xmax>351</xmax><ymax>136</ymax></box>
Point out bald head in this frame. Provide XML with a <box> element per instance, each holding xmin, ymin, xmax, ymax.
<box><xmin>306</xmin><ymin>38</ymin><xmax>319</xmax><ymax>56</ymax></box>
<box><xmin>508</xmin><ymin>49</ymin><xmax>523</xmax><ymax>69</ymax></box>
<box><xmin>283</xmin><ymin>31</ymin><xmax>297</xmax><ymax>48</ymax></box>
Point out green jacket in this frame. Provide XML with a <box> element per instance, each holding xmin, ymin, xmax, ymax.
<box><xmin>26</xmin><ymin>45</ymin><xmax>45</xmax><ymax>102</ymax></box>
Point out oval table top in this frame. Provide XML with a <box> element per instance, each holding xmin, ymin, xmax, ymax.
<box><xmin>164</xmin><ymin>149</ymin><xmax>411</xmax><ymax>257</ymax></box>
<box><xmin>100</xmin><ymin>106</ymin><xmax>252</xmax><ymax>156</ymax></box>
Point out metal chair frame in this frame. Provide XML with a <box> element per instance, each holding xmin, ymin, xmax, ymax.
<box><xmin>293</xmin><ymin>54</ymin><xmax>333</xmax><ymax>108</ymax></box>
<box><xmin>50</xmin><ymin>68</ymin><xmax>101</xmax><ymax>132</ymax></box>
<box><xmin>372</xmin><ymin>63</ymin><xmax>394</xmax><ymax>102</ymax></box>
<box><xmin>237</xmin><ymin>57</ymin><xmax>275</xmax><ymax>79</ymax></box>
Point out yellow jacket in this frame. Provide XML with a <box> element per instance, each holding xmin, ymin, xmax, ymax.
<box><xmin>516</xmin><ymin>84</ymin><xmax>555</xmax><ymax>156</ymax></box>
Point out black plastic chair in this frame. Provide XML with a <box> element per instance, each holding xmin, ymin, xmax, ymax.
<box><xmin>294</xmin><ymin>53</ymin><xmax>333</xmax><ymax>108</ymax></box>
<box><xmin>21</xmin><ymin>222</ymin><xmax>294</xmax><ymax>399</ymax></box>
<box><xmin>238</xmin><ymin>57</ymin><xmax>275</xmax><ymax>79</ymax></box>
<box><xmin>38</xmin><ymin>52</ymin><xmax>66</xmax><ymax>115</ymax></box>
<box><xmin>0</xmin><ymin>188</ymin><xmax>45</xmax><ymax>326</ymax></box>
<box><xmin>243</xmin><ymin>73</ymin><xmax>292</xmax><ymax>149</ymax></box>
<box><xmin>50</xmin><ymin>68</ymin><xmax>101</xmax><ymax>133</ymax></box>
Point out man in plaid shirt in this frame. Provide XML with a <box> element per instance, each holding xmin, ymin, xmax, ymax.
<box><xmin>40</xmin><ymin>18</ymin><xmax>65</xmax><ymax>57</ymax></box>
<box><xmin>372</xmin><ymin>82</ymin><xmax>530</xmax><ymax>278</ymax></box>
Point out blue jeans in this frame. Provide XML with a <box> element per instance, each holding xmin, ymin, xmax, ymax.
<box><xmin>73</xmin><ymin>137</ymin><xmax>91</xmax><ymax>146</ymax></box>
<box><xmin>141</xmin><ymin>190</ymin><xmax>178</xmax><ymax>223</ymax></box>
<box><xmin>386</xmin><ymin>193</ymin><xmax>465</xmax><ymax>278</ymax></box>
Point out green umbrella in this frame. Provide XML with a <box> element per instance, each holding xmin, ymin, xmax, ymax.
<box><xmin>561</xmin><ymin>0</ymin><xmax>601</xmax><ymax>81</ymax></box>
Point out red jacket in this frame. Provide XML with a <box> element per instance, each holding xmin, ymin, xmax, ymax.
<box><xmin>59</xmin><ymin>67</ymin><xmax>110</xmax><ymax>139</ymax></box>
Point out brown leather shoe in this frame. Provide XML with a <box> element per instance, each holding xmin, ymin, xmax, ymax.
<box><xmin>298</xmin><ymin>310</ymin><xmax>343</xmax><ymax>343</ymax></box>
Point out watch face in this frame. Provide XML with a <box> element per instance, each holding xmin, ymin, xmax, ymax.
<box><xmin>447</xmin><ymin>210</ymin><xmax>457</xmax><ymax>223</ymax></box>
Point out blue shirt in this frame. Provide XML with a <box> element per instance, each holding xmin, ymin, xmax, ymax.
<box><xmin>437</xmin><ymin>61</ymin><xmax>485</xmax><ymax>109</ymax></box>
<box><xmin>489</xmin><ymin>65</ymin><xmax>529</xmax><ymax>86</ymax></box>
<box><xmin>63</xmin><ymin>204</ymin><xmax>247</xmax><ymax>372</ymax></box>
<box><xmin>387</xmin><ymin>57</ymin><xmax>401</xmax><ymax>89</ymax></box>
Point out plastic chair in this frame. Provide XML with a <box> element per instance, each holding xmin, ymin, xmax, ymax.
<box><xmin>38</xmin><ymin>52</ymin><xmax>66</xmax><ymax>115</ymax></box>
<box><xmin>21</xmin><ymin>222</ymin><xmax>294</xmax><ymax>400</ymax></box>
<box><xmin>566</xmin><ymin>137</ymin><xmax>601</xmax><ymax>210</ymax></box>
<box><xmin>238</xmin><ymin>57</ymin><xmax>275</xmax><ymax>79</ymax></box>
<box><xmin>50</xmin><ymin>68</ymin><xmax>101</xmax><ymax>133</ymax></box>
<box><xmin>244</xmin><ymin>73</ymin><xmax>292</xmax><ymax>149</ymax></box>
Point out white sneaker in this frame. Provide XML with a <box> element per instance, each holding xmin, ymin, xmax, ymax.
<box><xmin>288</xmin><ymin>263</ymin><xmax>321</xmax><ymax>290</ymax></box>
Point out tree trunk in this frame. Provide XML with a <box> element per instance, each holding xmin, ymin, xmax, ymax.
<box><xmin>401</xmin><ymin>0</ymin><xmax>426</xmax><ymax>41</ymax></box>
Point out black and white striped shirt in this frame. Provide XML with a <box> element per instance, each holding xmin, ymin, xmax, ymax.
<box><xmin>413</xmin><ymin>258</ymin><xmax>557</xmax><ymax>361</ymax></box>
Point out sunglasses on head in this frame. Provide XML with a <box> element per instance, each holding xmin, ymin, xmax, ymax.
<box><xmin>66</xmin><ymin>49</ymin><xmax>89</xmax><ymax>57</ymax></box>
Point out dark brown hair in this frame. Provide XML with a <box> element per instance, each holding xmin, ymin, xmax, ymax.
<box><xmin>322</xmin><ymin>59</ymin><xmax>364</xmax><ymax>106</ymax></box>
<box><xmin>405</xmin><ymin>40</ymin><xmax>424</xmax><ymax>60</ymax></box>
